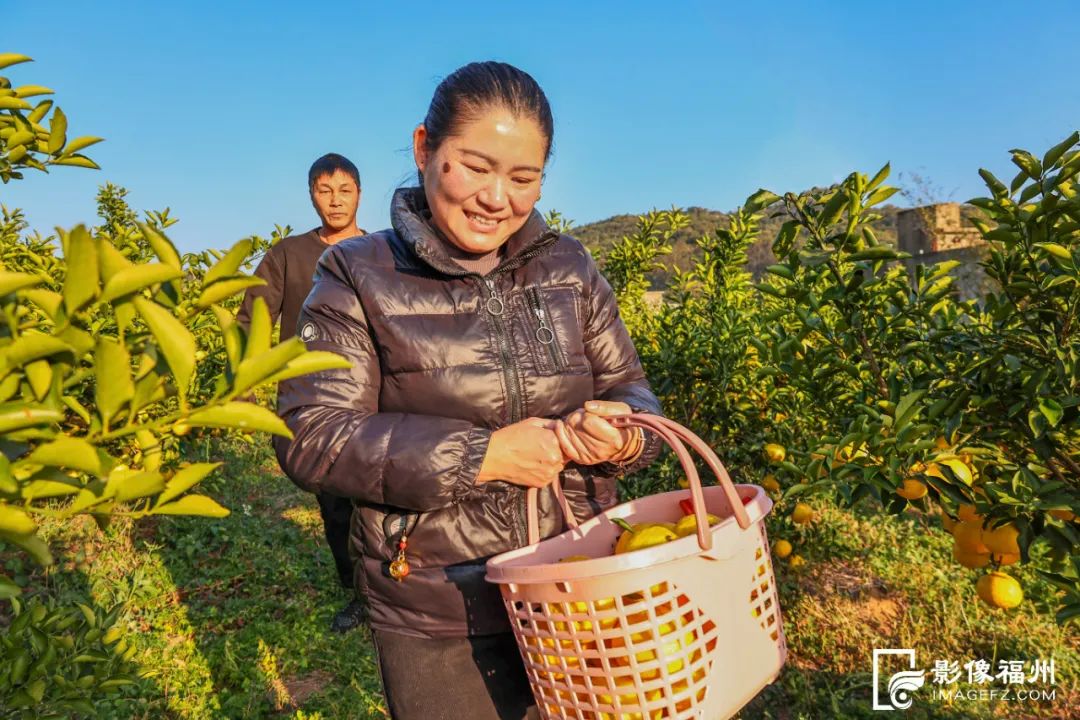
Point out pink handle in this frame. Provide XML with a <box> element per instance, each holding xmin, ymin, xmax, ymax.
<box><xmin>524</xmin><ymin>414</ymin><xmax>751</xmax><ymax>550</ymax></box>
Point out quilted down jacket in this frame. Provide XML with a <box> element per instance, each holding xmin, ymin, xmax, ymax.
<box><xmin>275</xmin><ymin>187</ymin><xmax>663</xmax><ymax>638</ymax></box>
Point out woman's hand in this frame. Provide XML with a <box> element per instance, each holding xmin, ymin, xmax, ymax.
<box><xmin>554</xmin><ymin>400</ymin><xmax>642</xmax><ymax>466</ymax></box>
<box><xmin>476</xmin><ymin>417</ymin><xmax>567</xmax><ymax>488</ymax></box>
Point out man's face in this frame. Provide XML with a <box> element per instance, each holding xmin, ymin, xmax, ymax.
<box><xmin>310</xmin><ymin>170</ymin><xmax>360</xmax><ymax>232</ymax></box>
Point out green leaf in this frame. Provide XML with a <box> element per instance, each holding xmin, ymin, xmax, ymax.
<box><xmin>979</xmin><ymin>168</ymin><xmax>1008</xmax><ymax>198</ymax></box>
<box><xmin>0</xmin><ymin>531</ymin><xmax>52</xmax><ymax>566</ymax></box>
<box><xmin>244</xmin><ymin>297</ymin><xmax>272</xmax><ymax>360</ymax></box>
<box><xmin>133</xmin><ymin>297</ymin><xmax>196</xmax><ymax>398</ymax></box>
<box><xmin>261</xmin><ymin>349</ymin><xmax>353</xmax><ymax>386</ymax></box>
<box><xmin>12</xmin><ymin>85</ymin><xmax>53</xmax><ymax>98</ymax></box>
<box><xmin>137</xmin><ymin>222</ymin><xmax>181</xmax><ymax>270</ymax></box>
<box><xmin>849</xmin><ymin>246</ymin><xmax>899</xmax><ymax>261</ymax></box>
<box><xmin>95</xmin><ymin>337</ymin><xmax>134</xmax><ymax>427</ymax></box>
<box><xmin>1039</xmin><ymin>397</ymin><xmax>1064</xmax><ymax>427</ymax></box>
<box><xmin>1035</xmin><ymin>242</ymin><xmax>1072</xmax><ymax>261</ymax></box>
<box><xmin>865</xmin><ymin>187</ymin><xmax>898</xmax><ymax>207</ymax></box>
<box><xmin>744</xmin><ymin>189</ymin><xmax>780</xmax><ymax>214</ymax></box>
<box><xmin>47</xmin><ymin>106</ymin><xmax>67</xmax><ymax>154</ymax></box>
<box><xmin>765</xmin><ymin>264</ymin><xmax>794</xmax><ymax>281</ymax></box>
<box><xmin>26</xmin><ymin>436</ymin><xmax>103</xmax><ymax>475</ymax></box>
<box><xmin>203</xmin><ymin>238</ymin><xmax>253</xmax><ymax>286</ymax></box>
<box><xmin>196</xmin><ymin>276</ymin><xmax>264</xmax><ymax>309</ymax></box>
<box><xmin>61</xmin><ymin>136</ymin><xmax>104</xmax><ymax>155</ymax></box>
<box><xmin>0</xmin><ymin>96</ymin><xmax>32</xmax><ymax>110</ymax></box>
<box><xmin>772</xmin><ymin>220</ymin><xmax>799</xmax><ymax>258</ymax></box>
<box><xmin>0</xmin><ymin>504</ymin><xmax>37</xmax><ymax>535</ymax></box>
<box><xmin>22</xmin><ymin>478</ymin><xmax>81</xmax><ymax>499</ymax></box>
<box><xmin>108</xmin><ymin>470</ymin><xmax>165</xmax><ymax>503</ymax></box>
<box><xmin>1043</xmin><ymin>131</ymin><xmax>1079</xmax><ymax>168</ymax></box>
<box><xmin>23</xmin><ymin>359</ymin><xmax>52</xmax><ymax>401</ymax></box>
<box><xmin>0</xmin><ymin>573</ymin><xmax>20</xmax><ymax>600</ymax></box>
<box><xmin>0</xmin><ymin>334</ymin><xmax>73</xmax><ymax>379</ymax></box>
<box><xmin>866</xmin><ymin>162</ymin><xmax>890</xmax><ymax>193</ymax></box>
<box><xmin>158</xmin><ymin>462</ymin><xmax>221</xmax><ymax>504</ymax></box>
<box><xmin>152</xmin><ymin>494</ymin><xmax>229</xmax><ymax>518</ymax></box>
<box><xmin>233</xmin><ymin>339</ymin><xmax>306</xmax><ymax>395</ymax></box>
<box><xmin>1028</xmin><ymin>409</ymin><xmax>1048</xmax><ymax>437</ymax></box>
<box><xmin>0</xmin><ymin>53</ymin><xmax>32</xmax><ymax>70</ymax></box>
<box><xmin>0</xmin><ymin>270</ymin><xmax>44</xmax><ymax>295</ymax></box>
<box><xmin>61</xmin><ymin>225</ymin><xmax>100</xmax><ymax>314</ymax></box>
<box><xmin>100</xmin><ymin>263</ymin><xmax>183</xmax><ymax>303</ymax></box>
<box><xmin>894</xmin><ymin>389</ymin><xmax>927</xmax><ymax>430</ymax></box>
<box><xmin>1010</xmin><ymin>149</ymin><xmax>1042</xmax><ymax>179</ymax></box>
<box><xmin>185</xmin><ymin>402</ymin><xmax>292</xmax><ymax>436</ymax></box>
<box><xmin>52</xmin><ymin>154</ymin><xmax>99</xmax><ymax>169</ymax></box>
<box><xmin>0</xmin><ymin>404</ymin><xmax>62</xmax><ymax>434</ymax></box>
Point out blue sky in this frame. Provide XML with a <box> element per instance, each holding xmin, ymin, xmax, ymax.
<box><xmin>3</xmin><ymin>1</ymin><xmax>1079</xmax><ymax>253</ymax></box>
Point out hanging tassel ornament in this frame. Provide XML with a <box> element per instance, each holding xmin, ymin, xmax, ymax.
<box><xmin>389</xmin><ymin>533</ymin><xmax>411</xmax><ymax>581</ymax></box>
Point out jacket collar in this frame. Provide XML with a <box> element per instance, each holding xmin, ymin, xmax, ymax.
<box><xmin>390</xmin><ymin>187</ymin><xmax>557</xmax><ymax>277</ymax></box>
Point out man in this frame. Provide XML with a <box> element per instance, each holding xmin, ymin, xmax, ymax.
<box><xmin>237</xmin><ymin>153</ymin><xmax>367</xmax><ymax>633</ymax></box>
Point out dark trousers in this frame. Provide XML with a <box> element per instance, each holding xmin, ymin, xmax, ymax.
<box><xmin>315</xmin><ymin>492</ymin><xmax>355</xmax><ymax>590</ymax></box>
<box><xmin>372</xmin><ymin>629</ymin><xmax>538</xmax><ymax>720</ymax></box>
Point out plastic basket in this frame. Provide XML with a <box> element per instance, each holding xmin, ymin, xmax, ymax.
<box><xmin>486</xmin><ymin>414</ymin><xmax>787</xmax><ymax>719</ymax></box>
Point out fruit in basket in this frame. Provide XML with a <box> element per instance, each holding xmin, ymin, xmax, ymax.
<box><xmin>559</xmin><ymin>555</ymin><xmax>592</xmax><ymax>563</ymax></box>
<box><xmin>673</xmin><ymin>512</ymin><xmax>722</xmax><ymax>538</ymax></box>
<box><xmin>763</xmin><ymin>443</ymin><xmax>786</xmax><ymax>463</ymax></box>
<box><xmin>613</xmin><ymin>519</ymin><xmax>678</xmax><ymax>554</ymax></box>
<box><xmin>596</xmin><ymin>675</ymin><xmax>663</xmax><ymax>719</ymax></box>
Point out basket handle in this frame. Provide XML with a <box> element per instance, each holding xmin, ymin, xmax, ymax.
<box><xmin>524</xmin><ymin>414</ymin><xmax>751</xmax><ymax>550</ymax></box>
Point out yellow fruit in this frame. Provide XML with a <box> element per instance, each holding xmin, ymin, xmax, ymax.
<box><xmin>791</xmin><ymin>503</ymin><xmax>813</xmax><ymax>525</ymax></box>
<box><xmin>976</xmin><ymin>571</ymin><xmax>1023</xmax><ymax>609</ymax></box>
<box><xmin>761</xmin><ymin>474</ymin><xmax>780</xmax><ymax>493</ymax></box>
<box><xmin>677</xmin><ymin>476</ymin><xmax>689</xmax><ymax>489</ymax></box>
<box><xmin>952</xmin><ymin>544</ymin><xmax>990</xmax><ymax>569</ymax></box>
<box><xmin>673</xmin><ymin>513</ymin><xmax>722</xmax><ymax>538</ymax></box>
<box><xmin>992</xmin><ymin>552</ymin><xmax>1019</xmax><ymax>566</ymax></box>
<box><xmin>559</xmin><ymin>555</ymin><xmax>591</xmax><ymax>563</ymax></box>
<box><xmin>788</xmin><ymin>554</ymin><xmax>806</xmax><ymax>569</ymax></box>
<box><xmin>934</xmin><ymin>435</ymin><xmax>950</xmax><ymax>450</ymax></box>
<box><xmin>614</xmin><ymin>521</ymin><xmax>678</xmax><ymax>554</ymax></box>
<box><xmin>896</xmin><ymin>478</ymin><xmax>928</xmax><ymax>500</ymax></box>
<box><xmin>957</xmin><ymin>503</ymin><xmax>981</xmax><ymax>523</ymax></box>
<box><xmin>1049</xmin><ymin>509</ymin><xmax>1076</xmax><ymax>522</ymax></box>
<box><xmin>171</xmin><ymin>421</ymin><xmax>190</xmax><ymax>436</ymax></box>
<box><xmin>772</xmin><ymin>540</ymin><xmax>792</xmax><ymax>559</ymax></box>
<box><xmin>940</xmin><ymin>513</ymin><xmax>957</xmax><ymax>532</ymax></box>
<box><xmin>952</xmin><ymin>521</ymin><xmax>989</xmax><ymax>554</ymax></box>
<box><xmin>763</xmin><ymin>443</ymin><xmax>786</xmax><ymax>463</ymax></box>
<box><xmin>982</xmin><ymin>523</ymin><xmax>1020</xmax><ymax>556</ymax></box>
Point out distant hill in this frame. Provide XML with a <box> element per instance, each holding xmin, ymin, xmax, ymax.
<box><xmin>573</xmin><ymin>204</ymin><xmax>902</xmax><ymax>287</ymax></box>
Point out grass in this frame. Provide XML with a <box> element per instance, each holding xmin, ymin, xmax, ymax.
<box><xmin>3</xmin><ymin>435</ymin><xmax>1077</xmax><ymax>719</ymax></box>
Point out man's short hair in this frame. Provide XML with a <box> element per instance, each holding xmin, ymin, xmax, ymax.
<box><xmin>308</xmin><ymin>153</ymin><xmax>361</xmax><ymax>191</ymax></box>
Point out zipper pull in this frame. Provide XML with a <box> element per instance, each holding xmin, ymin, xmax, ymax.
<box><xmin>484</xmin><ymin>277</ymin><xmax>505</xmax><ymax>316</ymax></box>
<box><xmin>534</xmin><ymin>307</ymin><xmax>555</xmax><ymax>344</ymax></box>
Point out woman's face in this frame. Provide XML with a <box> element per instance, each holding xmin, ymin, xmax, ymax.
<box><xmin>413</xmin><ymin>106</ymin><xmax>546</xmax><ymax>254</ymax></box>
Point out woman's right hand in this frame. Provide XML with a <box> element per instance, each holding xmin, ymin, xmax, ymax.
<box><xmin>476</xmin><ymin>418</ymin><xmax>567</xmax><ymax>488</ymax></box>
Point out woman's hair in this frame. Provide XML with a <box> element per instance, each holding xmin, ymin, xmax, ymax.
<box><xmin>419</xmin><ymin>61</ymin><xmax>554</xmax><ymax>182</ymax></box>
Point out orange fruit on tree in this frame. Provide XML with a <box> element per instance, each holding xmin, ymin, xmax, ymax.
<box><xmin>992</xmin><ymin>552</ymin><xmax>1019</xmax><ymax>566</ymax></box>
<box><xmin>952</xmin><ymin>521</ymin><xmax>990</xmax><ymax>554</ymax></box>
<box><xmin>772</xmin><ymin>539</ymin><xmax>793</xmax><ymax>559</ymax></box>
<box><xmin>761</xmin><ymin>474</ymin><xmax>781</xmax><ymax>493</ymax></box>
<box><xmin>976</xmin><ymin>571</ymin><xmax>1023</xmax><ymax>609</ymax></box>
<box><xmin>940</xmin><ymin>513</ymin><xmax>957</xmax><ymax>532</ymax></box>
<box><xmin>763</xmin><ymin>443</ymin><xmax>786</xmax><ymax>463</ymax></box>
<box><xmin>982</xmin><ymin>522</ymin><xmax>1020</xmax><ymax>556</ymax></box>
<box><xmin>788</xmin><ymin>554</ymin><xmax>806</xmax><ymax>569</ymax></box>
<box><xmin>791</xmin><ymin>503</ymin><xmax>813</xmax><ymax>525</ymax></box>
<box><xmin>952</xmin><ymin>544</ymin><xmax>990</xmax><ymax>569</ymax></box>
<box><xmin>896</xmin><ymin>478</ymin><xmax>928</xmax><ymax>500</ymax></box>
<box><xmin>957</xmin><ymin>504</ymin><xmax>981</xmax><ymax>523</ymax></box>
<box><xmin>1049</xmin><ymin>508</ymin><xmax>1076</xmax><ymax>522</ymax></box>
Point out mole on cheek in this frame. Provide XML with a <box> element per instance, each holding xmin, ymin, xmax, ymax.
<box><xmin>442</xmin><ymin>162</ymin><xmax>451</xmax><ymax>174</ymax></box>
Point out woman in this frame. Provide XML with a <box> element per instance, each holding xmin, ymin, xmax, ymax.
<box><xmin>276</xmin><ymin>61</ymin><xmax>663</xmax><ymax>720</ymax></box>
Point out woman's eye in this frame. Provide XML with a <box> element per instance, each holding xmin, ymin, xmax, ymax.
<box><xmin>512</xmin><ymin>177</ymin><xmax>534</xmax><ymax>186</ymax></box>
<box><xmin>465</xmin><ymin>165</ymin><xmax>489</xmax><ymax>174</ymax></box>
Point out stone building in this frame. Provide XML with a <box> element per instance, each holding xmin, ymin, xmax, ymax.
<box><xmin>896</xmin><ymin>203</ymin><xmax>991</xmax><ymax>299</ymax></box>
<box><xmin>896</xmin><ymin>203</ymin><xmax>983</xmax><ymax>256</ymax></box>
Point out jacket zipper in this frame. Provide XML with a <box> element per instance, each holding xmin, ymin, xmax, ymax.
<box><xmin>479</xmin><ymin>275</ymin><xmax>530</xmax><ymax>547</ymax></box>
<box><xmin>525</xmin><ymin>286</ymin><xmax>566</xmax><ymax>372</ymax></box>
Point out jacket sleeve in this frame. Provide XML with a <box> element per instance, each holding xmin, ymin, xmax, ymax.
<box><xmin>580</xmin><ymin>252</ymin><xmax>664</xmax><ymax>477</ymax></box>
<box><xmin>237</xmin><ymin>249</ymin><xmax>285</xmax><ymax>331</ymax></box>
<box><xmin>273</xmin><ymin>246</ymin><xmax>493</xmax><ymax>510</ymax></box>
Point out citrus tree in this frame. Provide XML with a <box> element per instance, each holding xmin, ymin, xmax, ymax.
<box><xmin>0</xmin><ymin>53</ymin><xmax>351</xmax><ymax>714</ymax></box>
